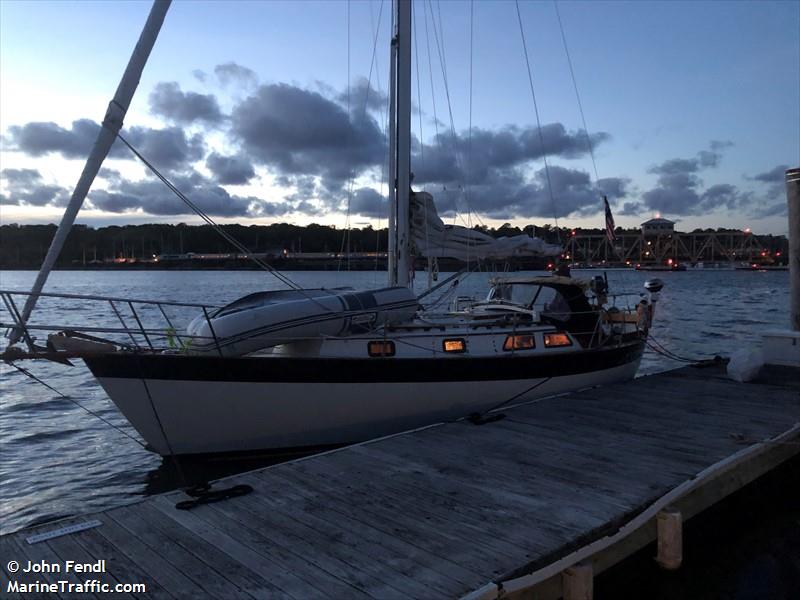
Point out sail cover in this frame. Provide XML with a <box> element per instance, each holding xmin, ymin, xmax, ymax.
<box><xmin>410</xmin><ymin>191</ymin><xmax>562</xmax><ymax>261</ymax></box>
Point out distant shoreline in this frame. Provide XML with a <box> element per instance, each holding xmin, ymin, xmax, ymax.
<box><xmin>0</xmin><ymin>264</ymin><xmax>788</xmax><ymax>272</ymax></box>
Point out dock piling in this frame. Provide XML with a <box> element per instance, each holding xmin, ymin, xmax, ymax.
<box><xmin>563</xmin><ymin>561</ymin><xmax>593</xmax><ymax>600</ymax></box>
<box><xmin>655</xmin><ymin>508</ymin><xmax>683</xmax><ymax>570</ymax></box>
<box><xmin>786</xmin><ymin>167</ymin><xmax>800</xmax><ymax>331</ymax></box>
<box><xmin>762</xmin><ymin>167</ymin><xmax>800</xmax><ymax>367</ymax></box>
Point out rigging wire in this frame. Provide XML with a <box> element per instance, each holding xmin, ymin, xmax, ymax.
<box><xmin>467</xmin><ymin>0</ymin><xmax>475</xmax><ymax>268</ymax></box>
<box><xmin>6</xmin><ymin>361</ymin><xmax>148</xmax><ymax>448</ymax></box>
<box><xmin>369</xmin><ymin>0</ymin><xmax>387</xmax><ymax>284</ymax></box>
<box><xmin>422</xmin><ymin>1</ymin><xmax>441</xmax><ymax>145</ymax></box>
<box><xmin>413</xmin><ymin>2</ymin><xmax>435</xmax><ymax>288</ymax></box>
<box><xmin>115</xmin><ymin>133</ymin><xmax>304</xmax><ymax>292</ymax></box>
<box><xmin>425</xmin><ymin>4</ymin><xmax>459</xmax><ymax>191</ymax></box>
<box><xmin>339</xmin><ymin>0</ymin><xmax>386</xmax><ymax>276</ymax></box>
<box><xmin>338</xmin><ymin>0</ymin><xmax>353</xmax><ymax>272</ymax></box>
<box><xmin>413</xmin><ymin>8</ymin><xmax>425</xmax><ymax>168</ymax></box>
<box><xmin>554</xmin><ymin>0</ymin><xmax>599</xmax><ymax>182</ymax></box>
<box><xmin>425</xmin><ymin>0</ymin><xmax>474</xmax><ymax>232</ymax></box>
<box><xmin>514</xmin><ymin>0</ymin><xmax>562</xmax><ymax>245</ymax></box>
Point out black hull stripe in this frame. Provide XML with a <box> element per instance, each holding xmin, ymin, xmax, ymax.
<box><xmin>83</xmin><ymin>340</ymin><xmax>644</xmax><ymax>383</ymax></box>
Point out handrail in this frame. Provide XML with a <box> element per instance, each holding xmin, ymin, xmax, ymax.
<box><xmin>0</xmin><ymin>288</ymin><xmax>222</xmax><ymax>355</ymax></box>
<box><xmin>0</xmin><ymin>289</ymin><xmax>220</xmax><ymax>309</ymax></box>
<box><xmin>0</xmin><ymin>322</ymin><xmax>215</xmax><ymax>340</ymax></box>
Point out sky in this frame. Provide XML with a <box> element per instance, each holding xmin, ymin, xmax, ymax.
<box><xmin>0</xmin><ymin>0</ymin><xmax>798</xmax><ymax>235</ymax></box>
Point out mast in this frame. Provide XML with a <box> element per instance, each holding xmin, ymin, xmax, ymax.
<box><xmin>388</xmin><ymin>0</ymin><xmax>412</xmax><ymax>287</ymax></box>
<box><xmin>8</xmin><ymin>0</ymin><xmax>171</xmax><ymax>348</ymax></box>
<box><xmin>387</xmin><ymin>4</ymin><xmax>398</xmax><ymax>286</ymax></box>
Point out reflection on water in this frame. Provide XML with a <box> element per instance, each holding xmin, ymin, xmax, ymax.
<box><xmin>0</xmin><ymin>269</ymin><xmax>791</xmax><ymax>535</ymax></box>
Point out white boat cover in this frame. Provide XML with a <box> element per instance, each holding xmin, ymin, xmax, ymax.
<box><xmin>410</xmin><ymin>191</ymin><xmax>562</xmax><ymax>261</ymax></box>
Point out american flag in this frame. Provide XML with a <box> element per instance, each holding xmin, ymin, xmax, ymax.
<box><xmin>604</xmin><ymin>196</ymin><xmax>616</xmax><ymax>244</ymax></box>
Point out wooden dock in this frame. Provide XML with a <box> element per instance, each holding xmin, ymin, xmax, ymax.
<box><xmin>2</xmin><ymin>364</ymin><xmax>798</xmax><ymax>599</ymax></box>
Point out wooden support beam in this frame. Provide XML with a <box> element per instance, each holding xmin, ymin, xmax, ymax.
<box><xmin>562</xmin><ymin>561</ymin><xmax>593</xmax><ymax>600</ymax></box>
<box><xmin>655</xmin><ymin>508</ymin><xmax>683</xmax><ymax>570</ymax></box>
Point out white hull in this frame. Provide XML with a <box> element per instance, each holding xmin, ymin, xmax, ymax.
<box><xmin>95</xmin><ymin>359</ymin><xmax>640</xmax><ymax>455</ymax></box>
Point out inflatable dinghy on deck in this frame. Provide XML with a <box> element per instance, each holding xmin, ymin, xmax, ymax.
<box><xmin>186</xmin><ymin>286</ymin><xmax>419</xmax><ymax>356</ymax></box>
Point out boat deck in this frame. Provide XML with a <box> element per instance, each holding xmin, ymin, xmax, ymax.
<box><xmin>2</xmin><ymin>364</ymin><xmax>798</xmax><ymax>599</ymax></box>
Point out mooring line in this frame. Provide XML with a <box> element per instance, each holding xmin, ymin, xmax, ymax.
<box><xmin>5</xmin><ymin>361</ymin><xmax>147</xmax><ymax>448</ymax></box>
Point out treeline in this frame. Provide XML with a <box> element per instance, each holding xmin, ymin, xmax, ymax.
<box><xmin>0</xmin><ymin>222</ymin><xmax>788</xmax><ymax>269</ymax></box>
<box><xmin>0</xmin><ymin>222</ymin><xmax>557</xmax><ymax>268</ymax></box>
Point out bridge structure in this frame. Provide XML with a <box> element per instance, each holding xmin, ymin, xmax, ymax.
<box><xmin>564</xmin><ymin>219</ymin><xmax>782</xmax><ymax>267</ymax></box>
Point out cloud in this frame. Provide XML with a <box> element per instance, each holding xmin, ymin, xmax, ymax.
<box><xmin>5</xmin><ymin>120</ymin><xmax>205</xmax><ymax>172</ymax></box>
<box><xmin>0</xmin><ymin>168</ymin><xmax>69</xmax><ymax>206</ymax></box>
<box><xmin>206</xmin><ymin>152</ymin><xmax>256</xmax><ymax>185</ymax></box>
<box><xmin>401</xmin><ymin>122</ymin><xmax>615</xmax><ymax>220</ymax></box>
<box><xmin>649</xmin><ymin>158</ymin><xmax>701</xmax><ymax>176</ymax></box>
<box><xmin>349</xmin><ymin>187</ymin><xmax>387</xmax><ymax>218</ymax></box>
<box><xmin>336</xmin><ymin>77</ymin><xmax>388</xmax><ymax>114</ymax></box>
<box><xmin>747</xmin><ymin>165</ymin><xmax>789</xmax><ymax>217</ymax></box>
<box><xmin>88</xmin><ymin>168</ymin><xmax>317</xmax><ymax>218</ymax></box>
<box><xmin>2</xmin><ymin>168</ymin><xmax>43</xmax><ymax>187</ymax></box>
<box><xmin>230</xmin><ymin>83</ymin><xmax>385</xmax><ymax>192</ymax></box>
<box><xmin>4</xmin><ymin>119</ymin><xmax>101</xmax><ymax>158</ymax></box>
<box><xmin>619</xmin><ymin>201</ymin><xmax>644</xmax><ymax>216</ymax></box>
<box><xmin>214</xmin><ymin>62</ymin><xmax>258</xmax><ymax>88</ymax></box>
<box><xmin>750</xmin><ymin>164</ymin><xmax>788</xmax><ymax>183</ymax></box>
<box><xmin>747</xmin><ymin>164</ymin><xmax>789</xmax><ymax>201</ymax></box>
<box><xmin>89</xmin><ymin>171</ymin><xmax>292</xmax><ymax>218</ymax></box>
<box><xmin>149</xmin><ymin>82</ymin><xmax>223</xmax><ymax>125</ymax></box>
<box><xmin>123</xmin><ymin>126</ymin><xmax>205</xmax><ymax>171</ymax></box>
<box><xmin>647</xmin><ymin>140</ymin><xmax>733</xmax><ymax>177</ymax></box>
<box><xmin>700</xmin><ymin>183</ymin><xmax>743</xmax><ymax>211</ymax></box>
<box><xmin>428</xmin><ymin>165</ymin><xmax>625</xmax><ymax>220</ymax></box>
<box><xmin>641</xmin><ymin>142</ymin><xmax>746</xmax><ymax>215</ymax></box>
<box><xmin>98</xmin><ymin>167</ymin><xmax>122</xmax><ymax>183</ymax></box>
<box><xmin>710</xmin><ymin>140</ymin><xmax>734</xmax><ymax>152</ymax></box>
<box><xmin>412</xmin><ymin>123</ymin><xmax>609</xmax><ymax>186</ymax></box>
<box><xmin>642</xmin><ymin>172</ymin><xmax>702</xmax><ymax>215</ymax></box>
<box><xmin>3</xmin><ymin>76</ymin><xmax>625</xmax><ymax>223</ymax></box>
<box><xmin>597</xmin><ymin>177</ymin><xmax>631</xmax><ymax>199</ymax></box>
<box><xmin>752</xmin><ymin>202</ymin><xmax>787</xmax><ymax>218</ymax></box>
<box><xmin>507</xmin><ymin>166</ymin><xmax>625</xmax><ymax>219</ymax></box>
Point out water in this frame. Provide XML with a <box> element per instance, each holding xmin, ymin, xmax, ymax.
<box><xmin>596</xmin><ymin>454</ymin><xmax>800</xmax><ymax>600</ymax></box>
<box><xmin>0</xmin><ymin>269</ymin><xmax>791</xmax><ymax>538</ymax></box>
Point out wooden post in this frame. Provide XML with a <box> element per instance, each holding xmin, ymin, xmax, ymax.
<box><xmin>563</xmin><ymin>560</ymin><xmax>593</xmax><ymax>600</ymax></box>
<box><xmin>786</xmin><ymin>168</ymin><xmax>800</xmax><ymax>331</ymax></box>
<box><xmin>656</xmin><ymin>508</ymin><xmax>683</xmax><ymax>569</ymax></box>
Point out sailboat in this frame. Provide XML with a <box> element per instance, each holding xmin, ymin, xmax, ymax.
<box><xmin>2</xmin><ymin>0</ymin><xmax>660</xmax><ymax>456</ymax></box>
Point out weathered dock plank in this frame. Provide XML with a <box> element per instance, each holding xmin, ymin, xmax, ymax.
<box><xmin>46</xmin><ymin>533</ymin><xmax>133</xmax><ymax>599</ymax></box>
<box><xmin>1</xmin><ymin>536</ymin><xmax>31</xmax><ymax>599</ymax></box>
<box><xmin>71</xmin><ymin>527</ymin><xmax>173</xmax><ymax>599</ymax></box>
<box><xmin>3</xmin><ymin>365</ymin><xmax>798</xmax><ymax>600</ymax></box>
<box><xmin>92</xmin><ymin>514</ymin><xmax>208</xmax><ymax>598</ymax></box>
<box><xmin>8</xmin><ymin>526</ymin><xmax>96</xmax><ymax>599</ymax></box>
<box><xmin>153</xmin><ymin>494</ymin><xmax>365</xmax><ymax>599</ymax></box>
